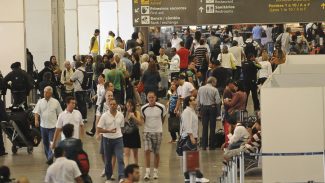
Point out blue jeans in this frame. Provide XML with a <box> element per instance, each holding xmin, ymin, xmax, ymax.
<box><xmin>267</xmin><ymin>42</ymin><xmax>274</xmax><ymax>56</ymax></box>
<box><xmin>40</xmin><ymin>127</ymin><xmax>55</xmax><ymax>160</ymax></box>
<box><xmin>103</xmin><ymin>137</ymin><xmax>125</xmax><ymax>180</ymax></box>
<box><xmin>75</xmin><ymin>91</ymin><xmax>87</xmax><ymax>119</ymax></box>
<box><xmin>201</xmin><ymin>105</ymin><xmax>218</xmax><ymax>148</ymax></box>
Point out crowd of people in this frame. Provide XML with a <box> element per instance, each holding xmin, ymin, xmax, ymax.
<box><xmin>0</xmin><ymin>23</ymin><xmax>324</xmax><ymax>183</ymax></box>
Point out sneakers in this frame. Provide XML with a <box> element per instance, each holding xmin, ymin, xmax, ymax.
<box><xmin>144</xmin><ymin>172</ymin><xmax>150</xmax><ymax>180</ymax></box>
<box><xmin>196</xmin><ymin>177</ymin><xmax>210</xmax><ymax>183</ymax></box>
<box><xmin>153</xmin><ymin>169</ymin><xmax>158</xmax><ymax>179</ymax></box>
<box><xmin>86</xmin><ymin>131</ymin><xmax>95</xmax><ymax>137</ymax></box>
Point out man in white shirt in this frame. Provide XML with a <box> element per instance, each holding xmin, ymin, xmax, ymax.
<box><xmin>70</xmin><ymin>61</ymin><xmax>87</xmax><ymax>122</ymax></box>
<box><xmin>34</xmin><ymin>86</ymin><xmax>62</xmax><ymax>160</ymax></box>
<box><xmin>51</xmin><ymin>96</ymin><xmax>84</xmax><ymax>149</ymax></box>
<box><xmin>175</xmin><ymin>74</ymin><xmax>196</xmax><ymax>114</ymax></box>
<box><xmin>97</xmin><ymin>99</ymin><xmax>125</xmax><ymax>182</ymax></box>
<box><xmin>45</xmin><ymin>147</ymin><xmax>82</xmax><ymax>183</ymax></box>
<box><xmin>157</xmin><ymin>48</ymin><xmax>169</xmax><ymax>90</ymax></box>
<box><xmin>171</xmin><ymin>32</ymin><xmax>183</xmax><ymax>51</ymax></box>
<box><xmin>229</xmin><ymin>40</ymin><xmax>245</xmax><ymax>80</ymax></box>
<box><xmin>140</xmin><ymin>92</ymin><xmax>166</xmax><ymax>180</ymax></box>
<box><xmin>169</xmin><ymin>47</ymin><xmax>180</xmax><ymax>79</ymax></box>
<box><xmin>60</xmin><ymin>61</ymin><xmax>75</xmax><ymax>101</ymax></box>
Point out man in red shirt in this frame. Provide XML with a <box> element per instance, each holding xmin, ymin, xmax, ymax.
<box><xmin>177</xmin><ymin>41</ymin><xmax>190</xmax><ymax>72</ymax></box>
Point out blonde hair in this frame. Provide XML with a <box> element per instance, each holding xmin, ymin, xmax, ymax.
<box><xmin>141</xmin><ymin>54</ymin><xmax>149</xmax><ymax>63</ymax></box>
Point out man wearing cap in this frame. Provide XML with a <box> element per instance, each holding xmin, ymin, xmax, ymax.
<box><xmin>171</xmin><ymin>32</ymin><xmax>182</xmax><ymax>51</ymax></box>
<box><xmin>3</xmin><ymin>62</ymin><xmax>33</xmax><ymax>106</ymax></box>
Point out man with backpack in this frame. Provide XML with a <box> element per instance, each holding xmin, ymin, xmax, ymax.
<box><xmin>244</xmin><ymin>34</ymin><xmax>260</xmax><ymax>57</ymax></box>
<box><xmin>58</xmin><ymin>124</ymin><xmax>92</xmax><ymax>183</ymax></box>
<box><xmin>45</xmin><ymin>147</ymin><xmax>83</xmax><ymax>183</ymax></box>
<box><xmin>2</xmin><ymin>62</ymin><xmax>33</xmax><ymax>107</ymax></box>
<box><xmin>70</xmin><ymin>61</ymin><xmax>92</xmax><ymax>122</ymax></box>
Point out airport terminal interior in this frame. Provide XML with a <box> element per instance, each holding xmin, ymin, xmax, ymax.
<box><xmin>0</xmin><ymin>0</ymin><xmax>325</xmax><ymax>183</ymax></box>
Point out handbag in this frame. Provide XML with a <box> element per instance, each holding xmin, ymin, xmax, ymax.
<box><xmin>176</xmin><ymin>136</ymin><xmax>188</xmax><ymax>156</ymax></box>
<box><xmin>230</xmin><ymin>53</ymin><xmax>237</xmax><ymax>70</ymax></box>
<box><xmin>225</xmin><ymin>110</ymin><xmax>239</xmax><ymax>125</ymax></box>
<box><xmin>168</xmin><ymin>115</ymin><xmax>180</xmax><ymax>132</ymax></box>
<box><xmin>137</xmin><ymin>81</ymin><xmax>144</xmax><ymax>93</ymax></box>
<box><xmin>122</xmin><ymin>119</ymin><xmax>138</xmax><ymax>134</ymax></box>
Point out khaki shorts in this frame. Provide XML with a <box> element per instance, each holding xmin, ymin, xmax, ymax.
<box><xmin>143</xmin><ymin>132</ymin><xmax>162</xmax><ymax>154</ymax></box>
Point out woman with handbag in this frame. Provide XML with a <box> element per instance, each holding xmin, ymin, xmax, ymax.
<box><xmin>167</xmin><ymin>81</ymin><xmax>179</xmax><ymax>143</ymax></box>
<box><xmin>122</xmin><ymin>99</ymin><xmax>142</xmax><ymax>166</ymax></box>
<box><xmin>180</xmin><ymin>96</ymin><xmax>209</xmax><ymax>183</ymax></box>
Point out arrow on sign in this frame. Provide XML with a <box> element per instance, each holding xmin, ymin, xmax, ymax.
<box><xmin>135</xmin><ymin>18</ymin><xmax>139</xmax><ymax>23</ymax></box>
<box><xmin>321</xmin><ymin>3</ymin><xmax>325</xmax><ymax>10</ymax></box>
<box><xmin>135</xmin><ymin>8</ymin><xmax>139</xmax><ymax>13</ymax></box>
<box><xmin>199</xmin><ymin>7</ymin><xmax>204</xmax><ymax>13</ymax></box>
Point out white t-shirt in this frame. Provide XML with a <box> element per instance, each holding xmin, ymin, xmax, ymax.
<box><xmin>233</xmin><ymin>36</ymin><xmax>244</xmax><ymax>47</ymax></box>
<box><xmin>180</xmin><ymin>107</ymin><xmax>199</xmax><ymax>138</ymax></box>
<box><xmin>45</xmin><ymin>157</ymin><xmax>81</xmax><ymax>183</ymax></box>
<box><xmin>177</xmin><ymin>82</ymin><xmax>195</xmax><ymax>99</ymax></box>
<box><xmin>141</xmin><ymin>102</ymin><xmax>166</xmax><ymax>133</ymax></box>
<box><xmin>56</xmin><ymin>110</ymin><xmax>84</xmax><ymax>140</ymax></box>
<box><xmin>258</xmin><ymin>60</ymin><xmax>272</xmax><ymax>79</ymax></box>
<box><xmin>97</xmin><ymin>110</ymin><xmax>124</xmax><ymax>139</ymax></box>
<box><xmin>170</xmin><ymin>54</ymin><xmax>180</xmax><ymax>72</ymax></box>
<box><xmin>229</xmin><ymin>46</ymin><xmax>244</xmax><ymax>67</ymax></box>
<box><xmin>96</xmin><ymin>84</ymin><xmax>105</xmax><ymax>106</ymax></box>
<box><xmin>171</xmin><ymin>37</ymin><xmax>183</xmax><ymax>50</ymax></box>
<box><xmin>33</xmin><ymin>98</ymin><xmax>62</xmax><ymax>128</ymax></box>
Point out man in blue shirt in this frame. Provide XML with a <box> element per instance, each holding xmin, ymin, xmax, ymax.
<box><xmin>252</xmin><ymin>24</ymin><xmax>263</xmax><ymax>46</ymax></box>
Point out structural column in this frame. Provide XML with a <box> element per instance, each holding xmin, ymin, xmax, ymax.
<box><xmin>78</xmin><ymin>0</ymin><xmax>99</xmax><ymax>55</ymax></box>
<box><xmin>0</xmin><ymin>0</ymin><xmax>26</xmax><ymax>106</ymax></box>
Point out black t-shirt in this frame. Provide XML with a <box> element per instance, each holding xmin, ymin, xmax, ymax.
<box><xmin>242</xmin><ymin>61</ymin><xmax>260</xmax><ymax>82</ymax></box>
<box><xmin>212</xmin><ymin>67</ymin><xmax>228</xmax><ymax>88</ymax></box>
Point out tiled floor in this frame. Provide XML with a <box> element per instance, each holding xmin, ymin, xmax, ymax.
<box><xmin>0</xmin><ymin>96</ymin><xmax>262</xmax><ymax>183</ymax></box>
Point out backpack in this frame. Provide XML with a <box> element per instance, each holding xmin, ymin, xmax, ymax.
<box><xmin>244</xmin><ymin>42</ymin><xmax>257</xmax><ymax>57</ymax></box>
<box><xmin>78</xmin><ymin>69</ymin><xmax>92</xmax><ymax>90</ymax></box>
<box><xmin>75</xmin><ymin>150</ymin><xmax>90</xmax><ymax>175</ymax></box>
<box><xmin>11</xmin><ymin>71</ymin><xmax>27</xmax><ymax>91</ymax></box>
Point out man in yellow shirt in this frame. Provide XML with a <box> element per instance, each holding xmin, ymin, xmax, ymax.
<box><xmin>90</xmin><ymin>29</ymin><xmax>100</xmax><ymax>57</ymax></box>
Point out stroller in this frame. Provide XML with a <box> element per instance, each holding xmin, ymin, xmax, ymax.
<box><xmin>0</xmin><ymin>102</ymin><xmax>41</xmax><ymax>154</ymax></box>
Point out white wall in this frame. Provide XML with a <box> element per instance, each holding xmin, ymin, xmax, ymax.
<box><xmin>78</xmin><ymin>0</ymin><xmax>99</xmax><ymax>55</ymax></box>
<box><xmin>25</xmin><ymin>0</ymin><xmax>52</xmax><ymax>71</ymax></box>
<box><xmin>261</xmin><ymin>86</ymin><xmax>325</xmax><ymax>182</ymax></box>
<box><xmin>286</xmin><ymin>55</ymin><xmax>325</xmax><ymax>65</ymax></box>
<box><xmin>117</xmin><ymin>0</ymin><xmax>134</xmax><ymax>41</ymax></box>
<box><xmin>65</xmin><ymin>0</ymin><xmax>78</xmax><ymax>61</ymax></box>
<box><xmin>0</xmin><ymin>0</ymin><xmax>26</xmax><ymax>106</ymax></box>
<box><xmin>99</xmin><ymin>0</ymin><xmax>117</xmax><ymax>54</ymax></box>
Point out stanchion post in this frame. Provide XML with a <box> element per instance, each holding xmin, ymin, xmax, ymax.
<box><xmin>239</xmin><ymin>152</ymin><xmax>245</xmax><ymax>183</ymax></box>
<box><xmin>232</xmin><ymin>156</ymin><xmax>237</xmax><ymax>183</ymax></box>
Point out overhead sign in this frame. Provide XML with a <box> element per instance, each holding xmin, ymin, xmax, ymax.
<box><xmin>132</xmin><ymin>0</ymin><xmax>325</xmax><ymax>26</ymax></box>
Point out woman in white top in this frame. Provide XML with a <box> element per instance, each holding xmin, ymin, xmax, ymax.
<box><xmin>180</xmin><ymin>96</ymin><xmax>209</xmax><ymax>183</ymax></box>
<box><xmin>140</xmin><ymin>54</ymin><xmax>149</xmax><ymax>75</ymax></box>
<box><xmin>87</xmin><ymin>74</ymin><xmax>106</xmax><ymax>136</ymax></box>
<box><xmin>217</xmin><ymin>45</ymin><xmax>237</xmax><ymax>79</ymax></box>
<box><xmin>257</xmin><ymin>50</ymin><xmax>272</xmax><ymax>85</ymax></box>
